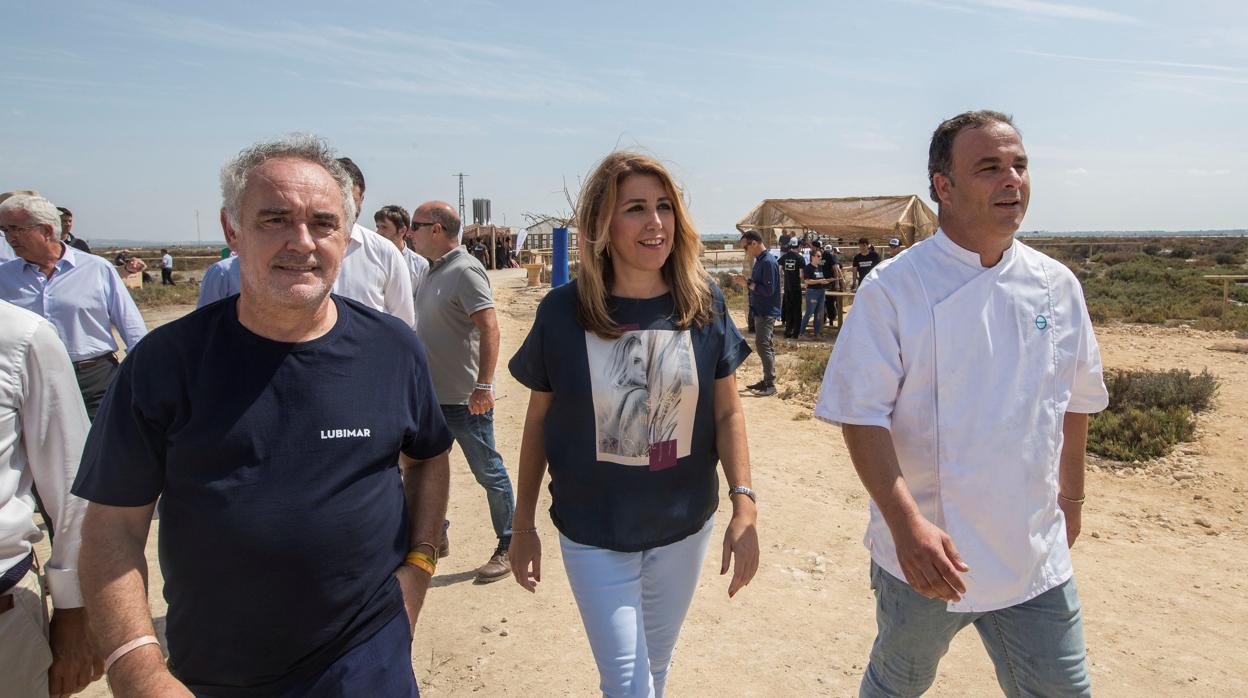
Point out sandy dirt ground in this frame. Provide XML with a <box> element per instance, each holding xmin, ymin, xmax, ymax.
<box><xmin>62</xmin><ymin>268</ymin><xmax>1246</xmax><ymax>696</ymax></box>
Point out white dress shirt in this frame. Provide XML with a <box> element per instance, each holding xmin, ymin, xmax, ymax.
<box><xmin>196</xmin><ymin>255</ymin><xmax>240</xmax><ymax>308</ymax></box>
<box><xmin>815</xmin><ymin>230</ymin><xmax>1108</xmax><ymax>612</ymax></box>
<box><xmin>0</xmin><ymin>301</ymin><xmax>89</xmax><ymax>607</ymax></box>
<box><xmin>0</xmin><ymin>243</ymin><xmax>148</xmax><ymax>361</ymax></box>
<box><xmin>162</xmin><ymin>253</ymin><xmax>174</xmax><ymax>269</ymax></box>
<box><xmin>195</xmin><ymin>228</ymin><xmax>416</xmax><ymax>328</ymax></box>
<box><xmin>337</xmin><ymin>223</ymin><xmax>415</xmax><ymax>327</ymax></box>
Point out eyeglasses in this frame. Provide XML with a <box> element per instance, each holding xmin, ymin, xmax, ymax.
<box><xmin>0</xmin><ymin>223</ymin><xmax>42</xmax><ymax>236</ymax></box>
<box><xmin>410</xmin><ymin>221</ymin><xmax>436</xmax><ymax>229</ymax></box>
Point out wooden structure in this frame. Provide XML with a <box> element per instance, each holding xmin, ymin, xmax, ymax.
<box><xmin>1204</xmin><ymin>274</ymin><xmax>1248</xmax><ymax>321</ymax></box>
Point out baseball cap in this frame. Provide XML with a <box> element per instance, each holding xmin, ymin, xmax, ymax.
<box><xmin>889</xmin><ymin>238</ymin><xmax>901</xmax><ymax>247</ymax></box>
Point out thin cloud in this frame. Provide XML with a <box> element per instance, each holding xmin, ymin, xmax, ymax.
<box><xmin>1020</xmin><ymin>50</ymin><xmax>1245</xmax><ymax>73</ymax></box>
<box><xmin>844</xmin><ymin>132</ymin><xmax>902</xmax><ymax>152</ymax></box>
<box><xmin>119</xmin><ymin>6</ymin><xmax>606</xmax><ymax>105</ymax></box>
<box><xmin>900</xmin><ymin>0</ymin><xmax>1140</xmax><ymax>24</ymax></box>
<box><xmin>1187</xmin><ymin>168</ymin><xmax>1232</xmax><ymax>177</ymax></box>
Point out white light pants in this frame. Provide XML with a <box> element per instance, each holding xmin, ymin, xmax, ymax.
<box><xmin>559</xmin><ymin>517</ymin><xmax>715</xmax><ymax>698</ymax></box>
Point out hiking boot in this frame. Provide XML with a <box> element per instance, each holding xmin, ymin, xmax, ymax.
<box><xmin>744</xmin><ymin>379</ymin><xmax>768</xmax><ymax>391</ymax></box>
<box><xmin>753</xmin><ymin>384</ymin><xmax>777</xmax><ymax>397</ymax></box>
<box><xmin>475</xmin><ymin>546</ymin><xmax>510</xmax><ymax>584</ymax></box>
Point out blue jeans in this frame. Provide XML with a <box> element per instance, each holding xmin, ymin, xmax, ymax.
<box><xmin>440</xmin><ymin>405</ymin><xmax>514</xmax><ymax>546</ymax></box>
<box><xmin>799</xmin><ymin>287</ymin><xmax>826</xmax><ymax>337</ymax></box>
<box><xmin>861</xmin><ymin>562</ymin><xmax>1091</xmax><ymax>698</ymax></box>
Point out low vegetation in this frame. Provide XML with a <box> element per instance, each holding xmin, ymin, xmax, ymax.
<box><xmin>1088</xmin><ymin>368</ymin><xmax>1219</xmax><ymax>463</ymax></box>
<box><xmin>127</xmin><ymin>282</ymin><xmax>200</xmax><ymax>308</ymax></box>
<box><xmin>1031</xmin><ymin>237</ymin><xmax>1248</xmax><ymax>331</ymax></box>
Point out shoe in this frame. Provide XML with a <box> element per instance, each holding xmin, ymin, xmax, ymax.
<box><xmin>744</xmin><ymin>380</ymin><xmax>767</xmax><ymax>391</ymax></box>
<box><xmin>475</xmin><ymin>546</ymin><xmax>510</xmax><ymax>584</ymax></box>
<box><xmin>438</xmin><ymin>533</ymin><xmax>450</xmax><ymax>559</ymax></box>
<box><xmin>753</xmin><ymin>384</ymin><xmax>776</xmax><ymax>397</ymax></box>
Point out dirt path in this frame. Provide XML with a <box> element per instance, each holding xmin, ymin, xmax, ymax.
<box><xmin>71</xmin><ymin>273</ymin><xmax>1246</xmax><ymax>696</ymax></box>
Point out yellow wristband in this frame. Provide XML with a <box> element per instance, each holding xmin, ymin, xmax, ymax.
<box><xmin>405</xmin><ymin>551</ymin><xmax>436</xmax><ymax>575</ymax></box>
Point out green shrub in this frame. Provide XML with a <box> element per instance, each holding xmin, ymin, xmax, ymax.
<box><xmin>1090</xmin><ymin>368</ymin><xmax>1218</xmax><ymax>463</ymax></box>
<box><xmin>1103</xmin><ymin>368</ymin><xmax>1218</xmax><ymax>413</ymax></box>
<box><xmin>1089</xmin><ymin>406</ymin><xmax>1196</xmax><ymax>462</ymax></box>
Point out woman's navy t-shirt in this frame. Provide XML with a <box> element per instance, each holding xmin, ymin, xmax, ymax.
<box><xmin>508</xmin><ymin>281</ymin><xmax>750</xmax><ymax>552</ymax></box>
<box><xmin>72</xmin><ymin>295</ymin><xmax>452</xmax><ymax>697</ymax></box>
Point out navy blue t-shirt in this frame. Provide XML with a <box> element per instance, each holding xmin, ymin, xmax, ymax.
<box><xmin>72</xmin><ymin>295</ymin><xmax>452</xmax><ymax>697</ymax></box>
<box><xmin>508</xmin><ymin>282</ymin><xmax>750</xmax><ymax>552</ymax></box>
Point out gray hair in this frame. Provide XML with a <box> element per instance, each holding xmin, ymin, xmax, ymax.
<box><xmin>0</xmin><ymin>194</ymin><xmax>62</xmax><ymax>236</ymax></box>
<box><xmin>219</xmin><ymin>134</ymin><xmax>357</xmax><ymax>229</ymax></box>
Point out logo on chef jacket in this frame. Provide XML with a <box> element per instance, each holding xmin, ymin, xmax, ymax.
<box><xmin>1034</xmin><ymin>314</ymin><xmax>1050</xmax><ymax>331</ymax></box>
<box><xmin>320</xmin><ymin>427</ymin><xmax>372</xmax><ymax>440</ymax></box>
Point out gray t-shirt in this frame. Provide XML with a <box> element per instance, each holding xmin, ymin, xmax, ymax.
<box><xmin>415</xmin><ymin>246</ymin><xmax>494</xmax><ymax>404</ymax></box>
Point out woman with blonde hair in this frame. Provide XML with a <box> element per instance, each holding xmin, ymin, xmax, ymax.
<box><xmin>508</xmin><ymin>151</ymin><xmax>759</xmax><ymax>697</ymax></box>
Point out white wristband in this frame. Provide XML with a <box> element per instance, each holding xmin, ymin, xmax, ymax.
<box><xmin>104</xmin><ymin>635</ymin><xmax>160</xmax><ymax>674</ymax></box>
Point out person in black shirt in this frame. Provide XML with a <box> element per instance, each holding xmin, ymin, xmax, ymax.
<box><xmin>852</xmin><ymin>237</ymin><xmax>882</xmax><ymax>290</ymax></box>
<box><xmin>508</xmin><ymin>151</ymin><xmax>758</xmax><ymax>698</ymax></box>
<box><xmin>799</xmin><ymin>247</ymin><xmax>831</xmax><ymax>339</ymax></box>
<box><xmin>56</xmin><ymin>207</ymin><xmax>91</xmax><ymax>253</ymax></box>
<box><xmin>74</xmin><ymin>136</ymin><xmax>452</xmax><ymax>697</ymax></box>
<box><xmin>821</xmin><ymin>244</ymin><xmax>844</xmax><ymax>328</ymax></box>
<box><xmin>778</xmin><ymin>239</ymin><xmax>805</xmax><ymax>338</ymax></box>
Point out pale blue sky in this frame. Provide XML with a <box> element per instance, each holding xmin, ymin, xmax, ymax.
<box><xmin>4</xmin><ymin>0</ymin><xmax>1246</xmax><ymax>241</ymax></box>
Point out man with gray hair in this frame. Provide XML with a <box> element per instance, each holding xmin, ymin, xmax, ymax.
<box><xmin>0</xmin><ymin>193</ymin><xmax>147</xmax><ymax>419</ymax></box>
<box><xmin>75</xmin><ymin>135</ymin><xmax>452</xmax><ymax>696</ymax></box>
<box><xmin>816</xmin><ymin>110</ymin><xmax>1107</xmax><ymax>696</ymax></box>
<box><xmin>410</xmin><ymin>200</ymin><xmax>515</xmax><ymax>583</ymax></box>
<box><xmin>194</xmin><ymin>158</ymin><xmax>415</xmax><ymax>330</ymax></box>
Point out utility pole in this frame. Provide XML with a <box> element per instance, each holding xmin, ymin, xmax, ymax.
<box><xmin>453</xmin><ymin>173</ymin><xmax>468</xmax><ymax>229</ymax></box>
<box><xmin>195</xmin><ymin>209</ymin><xmax>201</xmax><ymax>244</ymax></box>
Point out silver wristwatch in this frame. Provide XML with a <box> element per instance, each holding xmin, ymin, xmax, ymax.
<box><xmin>728</xmin><ymin>485</ymin><xmax>757</xmax><ymax>503</ymax></box>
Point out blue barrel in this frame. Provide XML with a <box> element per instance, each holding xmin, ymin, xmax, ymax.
<box><xmin>552</xmin><ymin>227</ymin><xmax>569</xmax><ymax>287</ymax></box>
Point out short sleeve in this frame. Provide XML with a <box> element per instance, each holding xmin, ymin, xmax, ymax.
<box><xmin>508</xmin><ymin>295</ymin><xmax>552</xmax><ymax>391</ymax></box>
<box><xmin>813</xmin><ymin>277</ymin><xmax>903</xmax><ymax>429</ymax></box>
<box><xmin>1066</xmin><ymin>284</ymin><xmax>1109</xmax><ymax>414</ymax></box>
<box><xmin>457</xmin><ymin>265</ymin><xmax>495</xmax><ymax>317</ymax></box>
<box><xmin>401</xmin><ymin>338</ymin><xmax>455</xmax><ymax>459</ymax></box>
<box><xmin>72</xmin><ymin>346</ymin><xmax>167</xmax><ymax>506</ymax></box>
<box><xmin>711</xmin><ymin>285</ymin><xmax>751</xmax><ymax>379</ymax></box>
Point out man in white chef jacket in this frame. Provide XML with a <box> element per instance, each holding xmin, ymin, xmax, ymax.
<box><xmin>815</xmin><ymin>110</ymin><xmax>1108</xmax><ymax>697</ymax></box>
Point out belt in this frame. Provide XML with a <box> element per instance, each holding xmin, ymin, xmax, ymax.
<box><xmin>73</xmin><ymin>353</ymin><xmax>117</xmax><ymax>369</ymax></box>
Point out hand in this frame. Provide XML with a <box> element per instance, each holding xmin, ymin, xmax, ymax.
<box><xmin>890</xmin><ymin>514</ymin><xmax>969</xmax><ymax>602</ymax></box>
<box><xmin>1059</xmin><ymin>496</ymin><xmax>1083</xmax><ymax>548</ymax></box>
<box><xmin>468</xmin><ymin>387</ymin><xmax>494</xmax><ymax>416</ymax></box>
<box><xmin>394</xmin><ymin>564</ymin><xmax>430</xmax><ymax>631</ymax></box>
<box><xmin>720</xmin><ymin>506</ymin><xmax>759</xmax><ymax>598</ymax></box>
<box><xmin>508</xmin><ymin>530</ymin><xmax>541</xmax><ymax>593</ymax></box>
<box><xmin>48</xmin><ymin>607</ymin><xmax>102</xmax><ymax>696</ymax></box>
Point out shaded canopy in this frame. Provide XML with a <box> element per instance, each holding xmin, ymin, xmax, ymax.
<box><xmin>736</xmin><ymin>195</ymin><xmax>937</xmax><ymax>248</ymax></box>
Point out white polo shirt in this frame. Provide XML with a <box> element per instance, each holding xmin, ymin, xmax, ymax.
<box><xmin>815</xmin><ymin>230</ymin><xmax>1108</xmax><ymax>612</ymax></box>
<box><xmin>334</xmin><ymin>223</ymin><xmax>415</xmax><ymax>328</ymax></box>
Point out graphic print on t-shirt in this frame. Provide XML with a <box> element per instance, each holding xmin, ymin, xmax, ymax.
<box><xmin>586</xmin><ymin>329</ymin><xmax>698</xmax><ymax>471</ymax></box>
